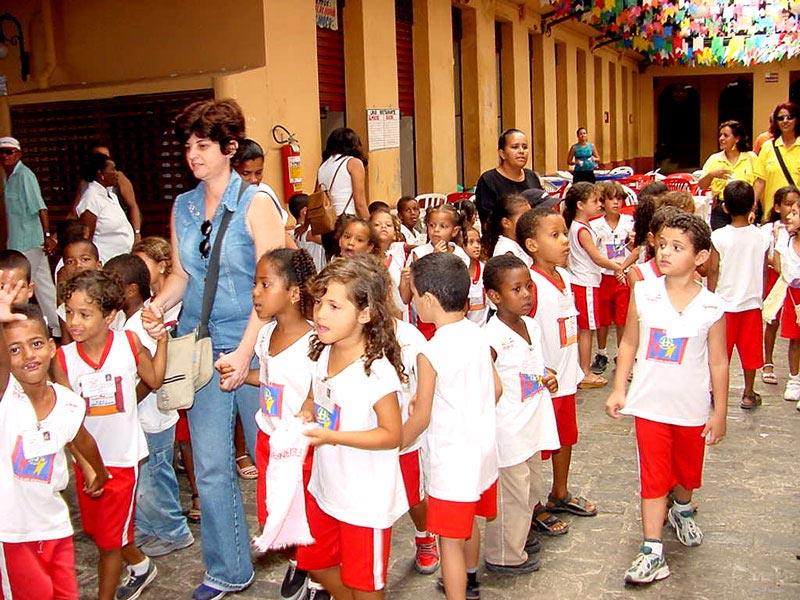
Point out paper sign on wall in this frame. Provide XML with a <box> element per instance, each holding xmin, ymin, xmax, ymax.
<box><xmin>367</xmin><ymin>109</ymin><xmax>400</xmax><ymax>151</ymax></box>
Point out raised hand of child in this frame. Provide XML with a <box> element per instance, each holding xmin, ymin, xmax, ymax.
<box><xmin>433</xmin><ymin>240</ymin><xmax>448</xmax><ymax>253</ymax></box>
<box><xmin>0</xmin><ymin>271</ymin><xmax>26</xmax><ymax>323</ymax></box>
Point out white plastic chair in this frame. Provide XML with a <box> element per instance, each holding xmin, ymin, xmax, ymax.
<box><xmin>610</xmin><ymin>166</ymin><xmax>634</xmax><ymax>176</ymax></box>
<box><xmin>415</xmin><ymin>193</ymin><xmax>447</xmax><ymax>210</ymax></box>
<box><xmin>621</xmin><ymin>184</ymin><xmax>638</xmax><ymax>206</ymax></box>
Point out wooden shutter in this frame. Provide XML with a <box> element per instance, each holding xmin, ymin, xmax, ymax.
<box><xmin>317</xmin><ymin>2</ymin><xmax>345</xmax><ymax>113</ymax></box>
<box><xmin>9</xmin><ymin>89</ymin><xmax>213</xmax><ymax>238</ymax></box>
<box><xmin>396</xmin><ymin>0</ymin><xmax>414</xmax><ymax>117</ymax></box>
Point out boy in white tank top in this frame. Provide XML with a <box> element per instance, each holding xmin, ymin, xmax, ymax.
<box><xmin>606</xmin><ymin>213</ymin><xmax>727</xmax><ymax>585</ymax></box>
<box><xmin>403</xmin><ymin>253</ymin><xmax>500</xmax><ymax>600</ymax></box>
<box><xmin>0</xmin><ymin>297</ymin><xmax>108</xmax><ymax>600</ymax></box>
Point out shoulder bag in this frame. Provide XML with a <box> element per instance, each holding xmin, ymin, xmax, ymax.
<box><xmin>157</xmin><ymin>181</ymin><xmax>245</xmax><ymax>411</ymax></box>
<box><xmin>774</xmin><ymin>145</ymin><xmax>797</xmax><ymax>187</ymax></box>
<box><xmin>306</xmin><ymin>157</ymin><xmax>352</xmax><ymax>236</ymax></box>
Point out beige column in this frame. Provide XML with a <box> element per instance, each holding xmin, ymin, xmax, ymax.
<box><xmin>215</xmin><ymin>0</ymin><xmax>322</xmax><ymax>198</ymax></box>
<box><xmin>460</xmin><ymin>1</ymin><xmax>498</xmax><ymax>187</ymax></box>
<box><xmin>612</xmin><ymin>60</ymin><xmax>623</xmax><ymax>163</ymax></box>
<box><xmin>753</xmin><ymin>64</ymin><xmax>789</xmax><ymax>133</ymax></box>
<box><xmin>499</xmin><ymin>18</ymin><xmax>532</xmax><ymax>136</ymax></box>
<box><xmin>344</xmin><ymin>0</ymin><xmax>401</xmax><ymax>203</ymax></box>
<box><xmin>594</xmin><ymin>55</ymin><xmax>611</xmax><ymax>166</ymax></box>
<box><xmin>555</xmin><ymin>40</ymin><xmax>579</xmax><ymax>170</ymax></box>
<box><xmin>636</xmin><ymin>71</ymin><xmax>654</xmax><ymax>171</ymax></box>
<box><xmin>583</xmin><ymin>50</ymin><xmax>597</xmax><ymax>161</ymax></box>
<box><xmin>531</xmin><ymin>33</ymin><xmax>558</xmax><ymax>174</ymax></box>
<box><xmin>413</xmin><ymin>0</ymin><xmax>457</xmax><ymax>194</ymax></box>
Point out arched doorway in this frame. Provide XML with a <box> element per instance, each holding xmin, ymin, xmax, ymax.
<box><xmin>656</xmin><ymin>83</ymin><xmax>700</xmax><ymax>171</ymax></box>
<box><xmin>791</xmin><ymin>77</ymin><xmax>800</xmax><ymax>106</ymax></box>
<box><xmin>718</xmin><ymin>78</ymin><xmax>754</xmax><ymax>147</ymax></box>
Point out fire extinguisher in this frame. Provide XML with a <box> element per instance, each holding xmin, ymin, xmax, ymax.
<box><xmin>272</xmin><ymin>125</ymin><xmax>303</xmax><ymax>198</ymax></box>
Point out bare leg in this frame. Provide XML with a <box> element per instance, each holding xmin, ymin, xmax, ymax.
<box><xmin>615</xmin><ymin>325</ymin><xmax>624</xmax><ymax>349</ymax></box>
<box><xmin>178</xmin><ymin>440</ymin><xmax>200</xmax><ymax>513</ymax></box>
<box><xmin>234</xmin><ymin>415</ymin><xmax>255</xmax><ymax>472</ymax></box>
<box><xmin>549</xmin><ymin>446</ymin><xmax>596</xmax><ymax>513</ymax></box>
<box><xmin>439</xmin><ymin>536</ymin><xmax>467</xmax><ymax>600</ymax></box>
<box><xmin>121</xmin><ymin>542</ymin><xmax>146</xmax><ymax>566</ymax></box>
<box><xmin>789</xmin><ymin>339</ymin><xmax>800</xmax><ymax>376</ymax></box>
<box><xmin>409</xmin><ymin>500</ymin><xmax>428</xmax><ymax>533</ymax></box>
<box><xmin>597</xmin><ymin>326</ymin><xmax>609</xmax><ymax>351</ymax></box>
<box><xmin>742</xmin><ymin>368</ymin><xmax>757</xmax><ymax>397</ymax></box>
<box><xmin>641</xmin><ymin>496</ymin><xmax>667</xmax><ymax>540</ymax></box>
<box><xmin>578</xmin><ymin>329</ymin><xmax>605</xmax><ymax>384</ymax></box>
<box><xmin>309</xmin><ymin>567</ymin><xmax>353</xmax><ymax>600</ymax></box>
<box><xmin>671</xmin><ymin>484</ymin><xmax>693</xmax><ymax>505</ymax></box>
<box><xmin>465</xmin><ymin>521</ymin><xmax>480</xmax><ymax>571</ymax></box>
<box><xmin>764</xmin><ymin>320</ymin><xmax>778</xmax><ymax>367</ymax></box>
<box><xmin>97</xmin><ymin>548</ymin><xmax>123</xmax><ymax>600</ymax></box>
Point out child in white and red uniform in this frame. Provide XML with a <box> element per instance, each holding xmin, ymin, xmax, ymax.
<box><xmin>562</xmin><ymin>182</ymin><xmax>623</xmax><ymax>388</ymax></box>
<box><xmin>590</xmin><ymin>181</ymin><xmax>637</xmax><ymax>374</ymax></box>
<box><xmin>52</xmin><ymin>269</ymin><xmax>167</xmax><ymax>600</ymax></box>
<box><xmin>222</xmin><ymin>248</ymin><xmax>319</xmax><ymax>600</ymax></box>
<box><xmin>297</xmin><ymin>255</ymin><xmax>408</xmax><ymax>599</ymax></box>
<box><xmin>0</xmin><ymin>294</ymin><xmax>107</xmax><ymax>600</ymax></box>
<box><xmin>517</xmin><ymin>208</ymin><xmax>596</xmax><ymax>538</ymax></box>
<box><xmin>607</xmin><ymin>212</ymin><xmax>727</xmax><ymax>585</ymax></box>
<box><xmin>708</xmin><ymin>181</ymin><xmax>769</xmax><ymax>409</ymax></box>
<box><xmin>403</xmin><ymin>252</ymin><xmax>500</xmax><ymax>600</ymax></box>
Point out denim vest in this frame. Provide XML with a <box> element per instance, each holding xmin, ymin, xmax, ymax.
<box><xmin>175</xmin><ymin>171</ymin><xmax>256</xmax><ymax>351</ymax></box>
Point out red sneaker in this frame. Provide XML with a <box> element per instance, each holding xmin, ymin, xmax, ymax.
<box><xmin>414</xmin><ymin>535</ymin><xmax>440</xmax><ymax>574</ymax></box>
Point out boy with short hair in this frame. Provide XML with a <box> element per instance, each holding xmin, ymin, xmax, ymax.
<box><xmin>57</xmin><ymin>238</ymin><xmax>105</xmax><ymax>344</ymax></box>
<box><xmin>0</xmin><ymin>249</ymin><xmax>36</xmax><ymax>306</ymax></box>
<box><xmin>403</xmin><ymin>252</ymin><xmax>500</xmax><ymax>600</ymax></box>
<box><xmin>606</xmin><ymin>212</ymin><xmax>728</xmax><ymax>584</ymax></box>
<box><xmin>707</xmin><ymin>180</ymin><xmax>769</xmax><ymax>409</ymax></box>
<box><xmin>0</xmin><ymin>281</ymin><xmax>108</xmax><ymax>599</ymax></box>
<box><xmin>397</xmin><ymin>196</ymin><xmax>423</xmax><ymax>246</ymax></box>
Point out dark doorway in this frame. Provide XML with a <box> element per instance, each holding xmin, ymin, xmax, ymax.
<box><xmin>656</xmin><ymin>83</ymin><xmax>700</xmax><ymax>171</ymax></box>
<box><xmin>718</xmin><ymin>78</ymin><xmax>753</xmax><ymax>147</ymax></box>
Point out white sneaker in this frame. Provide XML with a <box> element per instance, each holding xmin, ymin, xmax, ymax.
<box><xmin>783</xmin><ymin>374</ymin><xmax>800</xmax><ymax>401</ymax></box>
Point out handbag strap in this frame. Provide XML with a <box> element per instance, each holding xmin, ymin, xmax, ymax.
<box><xmin>197</xmin><ymin>179</ymin><xmax>248</xmax><ymax>338</ymax></box>
<box><xmin>774</xmin><ymin>145</ymin><xmax>797</xmax><ymax>187</ymax></box>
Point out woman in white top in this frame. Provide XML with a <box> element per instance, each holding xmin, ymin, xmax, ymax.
<box><xmin>76</xmin><ymin>153</ymin><xmax>135</xmax><ymax>263</ymax></box>
<box><xmin>317</xmin><ymin>127</ymin><xmax>369</xmax><ymax>219</ymax></box>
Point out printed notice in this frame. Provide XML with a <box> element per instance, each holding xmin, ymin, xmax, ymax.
<box><xmin>367</xmin><ymin>108</ymin><xmax>401</xmax><ymax>151</ymax></box>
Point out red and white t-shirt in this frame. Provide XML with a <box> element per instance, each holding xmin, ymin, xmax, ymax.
<box><xmin>529</xmin><ymin>266</ymin><xmax>582</xmax><ymax>397</ymax></box>
<box><xmin>630</xmin><ymin>258</ymin><xmax>662</xmax><ymax>283</ymax></box>
<box><xmin>394</xmin><ymin>319</ymin><xmax>427</xmax><ymax>454</ymax></box>
<box><xmin>484</xmin><ymin>316</ymin><xmax>560</xmax><ymax>468</ymax></box>
<box><xmin>58</xmin><ymin>331</ymin><xmax>148</xmax><ymax>467</ymax></box>
<box><xmin>254</xmin><ymin>321</ymin><xmax>314</xmax><ymax>435</ymax></box>
<box><xmin>567</xmin><ymin>220</ymin><xmax>602</xmax><ymax>287</ymax></box>
<box><xmin>307</xmin><ymin>348</ymin><xmax>408</xmax><ymax>529</ymax></box>
<box><xmin>0</xmin><ymin>377</ymin><xmax>85</xmax><ymax>542</ymax></box>
<box><xmin>622</xmin><ymin>276</ymin><xmax>725</xmax><ymax>426</ymax></box>
<box><xmin>591</xmin><ymin>214</ymin><xmax>634</xmax><ymax>275</ymax></box>
<box><xmin>407</xmin><ymin>242</ymin><xmax>470</xmax><ymax>269</ymax></box>
<box><xmin>493</xmin><ymin>235</ymin><xmax>533</xmax><ymax>269</ymax></box>
<box><xmin>466</xmin><ymin>260</ymin><xmax>489</xmax><ymax>325</ymax></box>
<box><xmin>421</xmin><ymin>319</ymin><xmax>498</xmax><ymax>502</ymax></box>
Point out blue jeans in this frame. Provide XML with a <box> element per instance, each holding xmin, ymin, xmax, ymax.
<box><xmin>187</xmin><ymin>359</ymin><xmax>259</xmax><ymax>592</ymax></box>
<box><xmin>135</xmin><ymin>425</ymin><xmax>192</xmax><ymax>545</ymax></box>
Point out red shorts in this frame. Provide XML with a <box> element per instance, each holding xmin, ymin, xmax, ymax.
<box><xmin>725</xmin><ymin>310</ymin><xmax>764</xmax><ymax>370</ymax></box>
<box><xmin>0</xmin><ymin>537</ymin><xmax>78</xmax><ymax>600</ymax></box>
<box><xmin>598</xmin><ymin>274</ymin><xmax>630</xmax><ymax>327</ymax></box>
<box><xmin>571</xmin><ymin>284</ymin><xmax>600</xmax><ymax>330</ymax></box>
<box><xmin>295</xmin><ymin>493</ymin><xmax>392</xmax><ymax>592</ymax></box>
<box><xmin>74</xmin><ymin>465</ymin><xmax>137</xmax><ymax>551</ymax></box>
<box><xmin>427</xmin><ymin>481</ymin><xmax>498</xmax><ymax>539</ymax></box>
<box><xmin>634</xmin><ymin>417</ymin><xmax>705</xmax><ymax>499</ymax></box>
<box><xmin>175</xmin><ymin>410</ymin><xmax>191</xmax><ymax>442</ymax></box>
<box><xmin>255</xmin><ymin>430</ymin><xmax>314</xmax><ymax>527</ymax></box>
<box><xmin>399</xmin><ymin>449</ymin><xmax>425</xmax><ymax>508</ymax></box>
<box><xmin>552</xmin><ymin>393</ymin><xmax>578</xmax><ymax>448</ymax></box>
<box><xmin>780</xmin><ymin>288</ymin><xmax>800</xmax><ymax>339</ymax></box>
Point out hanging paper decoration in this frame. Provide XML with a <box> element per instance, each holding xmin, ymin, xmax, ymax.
<box><xmin>545</xmin><ymin>0</ymin><xmax>800</xmax><ymax>67</ymax></box>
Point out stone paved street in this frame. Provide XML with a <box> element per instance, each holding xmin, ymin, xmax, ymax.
<box><xmin>71</xmin><ymin>340</ymin><xmax>800</xmax><ymax>599</ymax></box>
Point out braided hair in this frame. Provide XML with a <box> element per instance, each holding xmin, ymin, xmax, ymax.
<box><xmin>308</xmin><ymin>255</ymin><xmax>406</xmax><ymax>383</ymax></box>
<box><xmin>259</xmin><ymin>248</ymin><xmax>317</xmax><ymax>320</ymax></box>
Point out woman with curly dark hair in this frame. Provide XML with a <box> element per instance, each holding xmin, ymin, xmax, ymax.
<box><xmin>296</xmin><ymin>254</ymin><xmax>407</xmax><ymax>599</ymax></box>
<box><xmin>755</xmin><ymin>101</ymin><xmax>800</xmax><ymax>222</ymax></box>
<box><xmin>142</xmin><ymin>98</ymin><xmax>284</xmax><ymax>599</ymax></box>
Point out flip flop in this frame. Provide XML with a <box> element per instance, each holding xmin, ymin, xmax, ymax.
<box><xmin>236</xmin><ymin>455</ymin><xmax>259</xmax><ymax>480</ymax></box>
<box><xmin>578</xmin><ymin>376</ymin><xmax>607</xmax><ymax>389</ymax></box>
<box><xmin>761</xmin><ymin>364</ymin><xmax>778</xmax><ymax>385</ymax></box>
<box><xmin>531</xmin><ymin>506</ymin><xmax>570</xmax><ymax>536</ymax></box>
<box><xmin>547</xmin><ymin>491</ymin><xmax>597</xmax><ymax>517</ymax></box>
<box><xmin>739</xmin><ymin>392</ymin><xmax>762</xmax><ymax>410</ymax></box>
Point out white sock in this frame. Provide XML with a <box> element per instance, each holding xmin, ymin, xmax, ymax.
<box><xmin>597</xmin><ymin>348</ymin><xmax>607</xmax><ymax>356</ymax></box>
<box><xmin>415</xmin><ymin>528</ymin><xmax>429</xmax><ymax>539</ymax></box>
<box><xmin>672</xmin><ymin>499</ymin><xmax>692</xmax><ymax>514</ymax></box>
<box><xmin>643</xmin><ymin>538</ymin><xmax>663</xmax><ymax>556</ymax></box>
<box><xmin>130</xmin><ymin>557</ymin><xmax>150</xmax><ymax>576</ymax></box>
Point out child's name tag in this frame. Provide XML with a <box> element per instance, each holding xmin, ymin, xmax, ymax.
<box><xmin>314</xmin><ymin>378</ymin><xmax>335</xmax><ymax>414</ymax></box>
<box><xmin>80</xmin><ymin>372</ymin><xmax>123</xmax><ymax>416</ymax></box>
<box><xmin>21</xmin><ymin>429</ymin><xmax>57</xmax><ymax>460</ymax></box>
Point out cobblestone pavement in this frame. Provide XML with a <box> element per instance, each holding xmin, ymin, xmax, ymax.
<box><xmin>72</xmin><ymin>341</ymin><xmax>800</xmax><ymax>599</ymax></box>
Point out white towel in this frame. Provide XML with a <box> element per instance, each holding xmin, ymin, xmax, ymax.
<box><xmin>252</xmin><ymin>418</ymin><xmax>316</xmax><ymax>552</ymax></box>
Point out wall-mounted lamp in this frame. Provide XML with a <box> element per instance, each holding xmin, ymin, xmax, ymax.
<box><xmin>0</xmin><ymin>13</ymin><xmax>29</xmax><ymax>81</ymax></box>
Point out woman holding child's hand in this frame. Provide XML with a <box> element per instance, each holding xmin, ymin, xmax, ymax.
<box><xmin>142</xmin><ymin>99</ymin><xmax>284</xmax><ymax>598</ymax></box>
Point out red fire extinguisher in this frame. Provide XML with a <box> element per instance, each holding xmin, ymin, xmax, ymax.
<box><xmin>272</xmin><ymin>125</ymin><xmax>303</xmax><ymax>198</ymax></box>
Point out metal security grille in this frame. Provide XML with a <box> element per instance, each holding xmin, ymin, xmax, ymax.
<box><xmin>9</xmin><ymin>88</ymin><xmax>213</xmax><ymax>238</ymax></box>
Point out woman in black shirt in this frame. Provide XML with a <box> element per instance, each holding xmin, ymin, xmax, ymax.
<box><xmin>475</xmin><ymin>128</ymin><xmax>542</xmax><ymax>225</ymax></box>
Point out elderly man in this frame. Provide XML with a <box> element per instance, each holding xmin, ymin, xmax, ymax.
<box><xmin>0</xmin><ymin>136</ymin><xmax>60</xmax><ymax>337</ymax></box>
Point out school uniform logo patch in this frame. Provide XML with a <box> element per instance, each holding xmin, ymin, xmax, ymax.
<box><xmin>605</xmin><ymin>242</ymin><xmax>626</xmax><ymax>260</ymax></box>
<box><xmin>558</xmin><ymin>315</ymin><xmax>578</xmax><ymax>347</ymax></box>
<box><xmin>315</xmin><ymin>402</ymin><xmax>341</xmax><ymax>431</ymax></box>
<box><xmin>520</xmin><ymin>373</ymin><xmax>545</xmax><ymax>401</ymax></box>
<box><xmin>11</xmin><ymin>436</ymin><xmax>54</xmax><ymax>484</ymax></box>
<box><xmin>645</xmin><ymin>328</ymin><xmax>688</xmax><ymax>364</ymax></box>
<box><xmin>260</xmin><ymin>382</ymin><xmax>284</xmax><ymax>418</ymax></box>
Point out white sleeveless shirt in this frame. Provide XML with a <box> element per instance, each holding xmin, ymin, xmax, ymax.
<box><xmin>317</xmin><ymin>155</ymin><xmax>355</xmax><ymax>216</ymax></box>
<box><xmin>567</xmin><ymin>220</ymin><xmax>602</xmax><ymax>287</ymax></box>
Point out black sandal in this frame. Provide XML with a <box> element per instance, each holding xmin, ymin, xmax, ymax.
<box><xmin>531</xmin><ymin>505</ymin><xmax>569</xmax><ymax>536</ymax></box>
<box><xmin>546</xmin><ymin>491</ymin><xmax>597</xmax><ymax>517</ymax></box>
<box><xmin>740</xmin><ymin>392</ymin><xmax>762</xmax><ymax>410</ymax></box>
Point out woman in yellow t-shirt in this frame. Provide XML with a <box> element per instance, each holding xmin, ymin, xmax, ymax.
<box><xmin>754</xmin><ymin>102</ymin><xmax>800</xmax><ymax>223</ymax></box>
<box><xmin>698</xmin><ymin>120</ymin><xmax>756</xmax><ymax>230</ymax></box>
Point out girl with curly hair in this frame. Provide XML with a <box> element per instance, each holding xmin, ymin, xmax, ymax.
<box><xmin>296</xmin><ymin>254</ymin><xmax>407</xmax><ymax>600</ymax></box>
